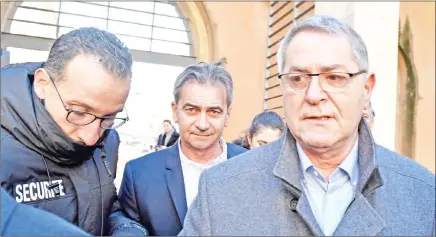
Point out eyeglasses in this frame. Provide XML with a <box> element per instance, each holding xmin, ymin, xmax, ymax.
<box><xmin>278</xmin><ymin>70</ymin><xmax>367</xmax><ymax>93</ymax></box>
<box><xmin>46</xmin><ymin>73</ymin><xmax>129</xmax><ymax>129</ymax></box>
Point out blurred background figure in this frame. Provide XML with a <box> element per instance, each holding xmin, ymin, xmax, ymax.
<box><xmin>363</xmin><ymin>101</ymin><xmax>375</xmax><ymax>129</ymax></box>
<box><xmin>247</xmin><ymin>111</ymin><xmax>284</xmax><ymax>149</ymax></box>
<box><xmin>232</xmin><ymin>111</ymin><xmax>284</xmax><ymax>149</ymax></box>
<box><xmin>231</xmin><ymin>130</ymin><xmax>249</xmax><ymax>149</ymax></box>
<box><xmin>156</xmin><ymin>120</ymin><xmax>179</xmax><ymax>151</ymax></box>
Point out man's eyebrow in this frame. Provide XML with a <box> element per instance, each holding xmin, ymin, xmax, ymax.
<box><xmin>67</xmin><ymin>100</ymin><xmax>94</xmax><ymax>111</ymax></box>
<box><xmin>288</xmin><ymin>66</ymin><xmax>310</xmax><ymax>73</ymax></box>
<box><xmin>208</xmin><ymin>106</ymin><xmax>223</xmax><ymax>111</ymax></box>
<box><xmin>67</xmin><ymin>100</ymin><xmax>124</xmax><ymax>115</ymax></box>
<box><xmin>182</xmin><ymin>103</ymin><xmax>223</xmax><ymax>110</ymax></box>
<box><xmin>287</xmin><ymin>64</ymin><xmax>348</xmax><ymax>73</ymax></box>
<box><xmin>182</xmin><ymin>103</ymin><xmax>200</xmax><ymax>108</ymax></box>
<box><xmin>319</xmin><ymin>64</ymin><xmax>348</xmax><ymax>72</ymax></box>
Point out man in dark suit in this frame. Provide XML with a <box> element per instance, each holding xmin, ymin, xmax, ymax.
<box><xmin>156</xmin><ymin>120</ymin><xmax>180</xmax><ymax>150</ymax></box>
<box><xmin>119</xmin><ymin>62</ymin><xmax>247</xmax><ymax>236</ymax></box>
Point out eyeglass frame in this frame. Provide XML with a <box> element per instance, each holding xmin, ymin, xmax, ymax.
<box><xmin>278</xmin><ymin>70</ymin><xmax>367</xmax><ymax>92</ymax></box>
<box><xmin>45</xmin><ymin>72</ymin><xmax>129</xmax><ymax>129</ymax></box>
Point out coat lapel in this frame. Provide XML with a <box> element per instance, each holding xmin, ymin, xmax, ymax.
<box><xmin>273</xmin><ymin>129</ymin><xmax>323</xmax><ymax>235</ymax></box>
<box><xmin>333</xmin><ymin>193</ymin><xmax>385</xmax><ymax>236</ymax></box>
<box><xmin>332</xmin><ymin>120</ymin><xmax>385</xmax><ymax>236</ymax></box>
<box><xmin>273</xmin><ymin>119</ymin><xmax>385</xmax><ymax>236</ymax></box>
<box><xmin>164</xmin><ymin>143</ymin><xmax>188</xmax><ymax>226</ymax></box>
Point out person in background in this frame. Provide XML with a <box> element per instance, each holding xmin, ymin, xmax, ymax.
<box><xmin>362</xmin><ymin>101</ymin><xmax>375</xmax><ymax>129</ymax></box>
<box><xmin>119</xmin><ymin>62</ymin><xmax>247</xmax><ymax>236</ymax></box>
<box><xmin>232</xmin><ymin>111</ymin><xmax>284</xmax><ymax>149</ymax></box>
<box><xmin>231</xmin><ymin>132</ymin><xmax>249</xmax><ymax>149</ymax></box>
<box><xmin>156</xmin><ymin>120</ymin><xmax>179</xmax><ymax>151</ymax></box>
<box><xmin>1</xmin><ymin>188</ymin><xmax>89</xmax><ymax>236</ymax></box>
<box><xmin>246</xmin><ymin>111</ymin><xmax>284</xmax><ymax>149</ymax></box>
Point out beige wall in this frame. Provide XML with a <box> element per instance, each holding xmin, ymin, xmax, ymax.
<box><xmin>202</xmin><ymin>2</ymin><xmax>269</xmax><ymax>141</ymax></box>
<box><xmin>399</xmin><ymin>2</ymin><xmax>436</xmax><ymax>172</ymax></box>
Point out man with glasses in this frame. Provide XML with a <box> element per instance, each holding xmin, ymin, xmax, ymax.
<box><xmin>179</xmin><ymin>15</ymin><xmax>435</xmax><ymax>236</ymax></box>
<box><xmin>1</xmin><ymin>27</ymin><xmax>147</xmax><ymax>236</ymax></box>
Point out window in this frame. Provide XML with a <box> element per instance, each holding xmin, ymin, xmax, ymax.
<box><xmin>4</xmin><ymin>1</ymin><xmax>193</xmax><ymax>56</ymax></box>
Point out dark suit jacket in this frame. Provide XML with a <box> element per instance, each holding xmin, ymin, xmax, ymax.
<box><xmin>119</xmin><ymin>142</ymin><xmax>247</xmax><ymax>236</ymax></box>
<box><xmin>157</xmin><ymin>131</ymin><xmax>180</xmax><ymax>147</ymax></box>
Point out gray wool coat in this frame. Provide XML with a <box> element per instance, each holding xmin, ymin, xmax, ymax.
<box><xmin>179</xmin><ymin>120</ymin><xmax>435</xmax><ymax>236</ymax></box>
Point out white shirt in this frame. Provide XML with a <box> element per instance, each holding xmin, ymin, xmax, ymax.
<box><xmin>179</xmin><ymin>138</ymin><xmax>228</xmax><ymax>208</ymax></box>
<box><xmin>296</xmin><ymin>137</ymin><xmax>359</xmax><ymax>236</ymax></box>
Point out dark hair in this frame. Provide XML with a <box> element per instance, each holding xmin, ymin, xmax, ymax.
<box><xmin>163</xmin><ymin>120</ymin><xmax>172</xmax><ymax>125</ymax></box>
<box><xmin>44</xmin><ymin>27</ymin><xmax>132</xmax><ymax>82</ymax></box>
<box><xmin>248</xmin><ymin>111</ymin><xmax>284</xmax><ymax>139</ymax></box>
<box><xmin>232</xmin><ymin>137</ymin><xmax>249</xmax><ymax>149</ymax></box>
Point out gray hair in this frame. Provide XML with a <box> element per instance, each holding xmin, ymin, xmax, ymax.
<box><xmin>277</xmin><ymin>15</ymin><xmax>369</xmax><ymax>74</ymax></box>
<box><xmin>44</xmin><ymin>27</ymin><xmax>132</xmax><ymax>82</ymax></box>
<box><xmin>173</xmin><ymin>62</ymin><xmax>233</xmax><ymax>107</ymax></box>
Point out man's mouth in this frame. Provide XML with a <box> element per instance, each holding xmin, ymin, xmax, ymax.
<box><xmin>193</xmin><ymin>133</ymin><xmax>211</xmax><ymax>137</ymax></box>
<box><xmin>304</xmin><ymin>116</ymin><xmax>332</xmax><ymax>120</ymax></box>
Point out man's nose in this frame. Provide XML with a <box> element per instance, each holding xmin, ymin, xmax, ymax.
<box><xmin>195</xmin><ymin>112</ymin><xmax>210</xmax><ymax>131</ymax></box>
<box><xmin>305</xmin><ymin>76</ymin><xmax>328</xmax><ymax>105</ymax></box>
<box><xmin>76</xmin><ymin>120</ymin><xmax>103</xmax><ymax>146</ymax></box>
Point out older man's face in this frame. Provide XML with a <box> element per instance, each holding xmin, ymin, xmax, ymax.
<box><xmin>282</xmin><ymin>31</ymin><xmax>375</xmax><ymax>149</ymax></box>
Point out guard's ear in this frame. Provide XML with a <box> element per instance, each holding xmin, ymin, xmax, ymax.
<box><xmin>33</xmin><ymin>68</ymin><xmax>51</xmax><ymax>100</ymax></box>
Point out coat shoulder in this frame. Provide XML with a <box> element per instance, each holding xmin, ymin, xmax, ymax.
<box><xmin>376</xmin><ymin>144</ymin><xmax>435</xmax><ymax>189</ymax></box>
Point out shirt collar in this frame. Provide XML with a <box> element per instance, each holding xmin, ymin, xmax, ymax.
<box><xmin>178</xmin><ymin>138</ymin><xmax>228</xmax><ymax>168</ymax></box>
<box><xmin>296</xmin><ymin>136</ymin><xmax>359</xmax><ymax>183</ymax></box>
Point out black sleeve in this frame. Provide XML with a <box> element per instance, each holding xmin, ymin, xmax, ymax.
<box><xmin>1</xmin><ymin>189</ymin><xmax>90</xmax><ymax>236</ymax></box>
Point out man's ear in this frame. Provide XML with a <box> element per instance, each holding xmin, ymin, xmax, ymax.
<box><xmin>171</xmin><ymin>102</ymin><xmax>178</xmax><ymax>123</ymax></box>
<box><xmin>364</xmin><ymin>73</ymin><xmax>376</xmax><ymax>105</ymax></box>
<box><xmin>33</xmin><ymin>68</ymin><xmax>51</xmax><ymax>100</ymax></box>
<box><xmin>224</xmin><ymin>106</ymin><xmax>232</xmax><ymax>127</ymax></box>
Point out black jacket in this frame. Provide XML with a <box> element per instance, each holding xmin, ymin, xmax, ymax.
<box><xmin>157</xmin><ymin>131</ymin><xmax>179</xmax><ymax>147</ymax></box>
<box><xmin>1</xmin><ymin>188</ymin><xmax>89</xmax><ymax>236</ymax></box>
<box><xmin>0</xmin><ymin>62</ymin><xmax>147</xmax><ymax>236</ymax></box>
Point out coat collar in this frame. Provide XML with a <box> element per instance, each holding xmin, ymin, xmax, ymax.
<box><xmin>273</xmin><ymin>119</ymin><xmax>385</xmax><ymax>236</ymax></box>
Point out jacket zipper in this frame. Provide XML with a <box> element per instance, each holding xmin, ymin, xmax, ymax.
<box><xmin>100</xmin><ymin>146</ymin><xmax>113</xmax><ymax>178</ymax></box>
